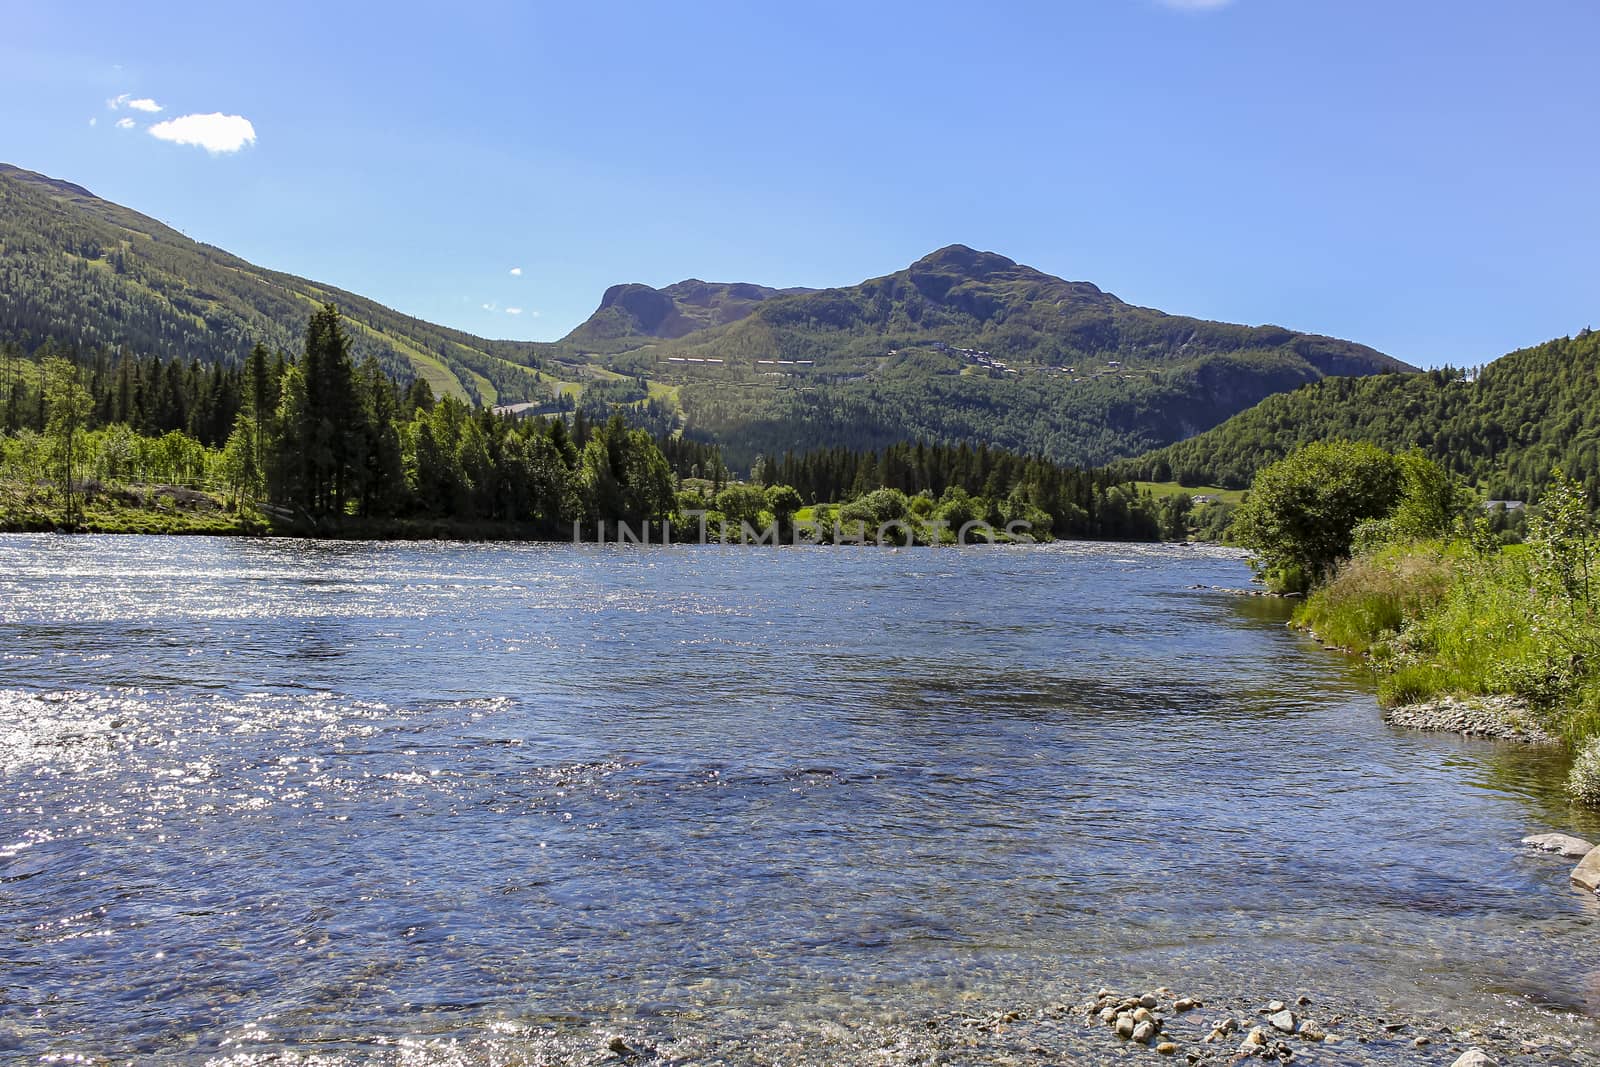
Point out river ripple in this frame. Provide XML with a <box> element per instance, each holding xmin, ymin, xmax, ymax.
<box><xmin>1</xmin><ymin>535</ymin><xmax>1598</xmax><ymax>1064</ymax></box>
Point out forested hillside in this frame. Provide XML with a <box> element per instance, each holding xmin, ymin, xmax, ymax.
<box><xmin>0</xmin><ymin>164</ymin><xmax>547</xmax><ymax>406</ymax></box>
<box><xmin>1117</xmin><ymin>331</ymin><xmax>1600</xmax><ymax>500</ymax></box>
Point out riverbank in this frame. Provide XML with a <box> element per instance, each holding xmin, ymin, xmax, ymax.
<box><xmin>557</xmin><ymin>979</ymin><xmax>1591</xmax><ymax>1066</ymax></box>
<box><xmin>0</xmin><ymin>481</ymin><xmax>268</xmax><ymax>535</ymax></box>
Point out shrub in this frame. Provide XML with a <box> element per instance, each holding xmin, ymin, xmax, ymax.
<box><xmin>1569</xmin><ymin>736</ymin><xmax>1600</xmax><ymax>805</ymax></box>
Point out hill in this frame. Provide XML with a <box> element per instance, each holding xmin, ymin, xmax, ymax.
<box><xmin>1</xmin><ymin>161</ymin><xmax>1416</xmax><ymax>468</ymax></box>
<box><xmin>1115</xmin><ymin>331</ymin><xmax>1600</xmax><ymax>500</ymax></box>
<box><xmin>556</xmin><ymin>244</ymin><xmax>1414</xmax><ymax>467</ymax></box>
<box><xmin>561</xmin><ymin>278</ymin><xmax>814</xmax><ymax>350</ymax></box>
<box><xmin>0</xmin><ymin>163</ymin><xmax>547</xmax><ymax>405</ymax></box>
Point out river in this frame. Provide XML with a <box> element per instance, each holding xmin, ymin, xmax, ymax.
<box><xmin>2</xmin><ymin>535</ymin><xmax>1597</xmax><ymax>1064</ymax></box>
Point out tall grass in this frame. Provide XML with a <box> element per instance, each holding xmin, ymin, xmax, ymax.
<box><xmin>1296</xmin><ymin>537</ymin><xmax>1600</xmax><ymax>743</ymax></box>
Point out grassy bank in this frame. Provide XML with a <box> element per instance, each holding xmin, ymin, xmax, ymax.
<box><xmin>1293</xmin><ymin>539</ymin><xmax>1600</xmax><ymax>731</ymax></box>
<box><xmin>1289</xmin><ymin>491</ymin><xmax>1600</xmax><ymax>799</ymax></box>
<box><xmin>0</xmin><ymin>481</ymin><xmax>269</xmax><ymax>535</ymax></box>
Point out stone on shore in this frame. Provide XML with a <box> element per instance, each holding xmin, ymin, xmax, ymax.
<box><xmin>1523</xmin><ymin>832</ymin><xmax>1595</xmax><ymax>857</ymax></box>
<box><xmin>1451</xmin><ymin>1051</ymin><xmax>1499</xmax><ymax>1067</ymax></box>
<box><xmin>1267</xmin><ymin>1009</ymin><xmax>1297</xmax><ymax>1033</ymax></box>
<box><xmin>1385</xmin><ymin>695</ymin><xmax>1557</xmax><ymax>744</ymax></box>
<box><xmin>1571</xmin><ymin>848</ymin><xmax>1600</xmax><ymax>891</ymax></box>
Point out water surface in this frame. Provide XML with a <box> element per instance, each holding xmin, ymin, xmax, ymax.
<box><xmin>2</xmin><ymin>536</ymin><xmax>1597</xmax><ymax>1063</ymax></box>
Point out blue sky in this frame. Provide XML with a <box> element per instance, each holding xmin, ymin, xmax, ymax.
<box><xmin>2</xmin><ymin>0</ymin><xmax>1596</xmax><ymax>367</ymax></box>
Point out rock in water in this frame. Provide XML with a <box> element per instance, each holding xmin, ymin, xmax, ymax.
<box><xmin>1267</xmin><ymin>1010</ymin><xmax>1297</xmax><ymax>1033</ymax></box>
<box><xmin>1133</xmin><ymin>1021</ymin><xmax>1158</xmax><ymax>1044</ymax></box>
<box><xmin>1572</xmin><ymin>848</ymin><xmax>1600</xmax><ymax>891</ymax></box>
<box><xmin>1451</xmin><ymin>1051</ymin><xmax>1499</xmax><ymax>1067</ymax></box>
<box><xmin>1524</xmin><ymin>832</ymin><xmax>1596</xmax><ymax>857</ymax></box>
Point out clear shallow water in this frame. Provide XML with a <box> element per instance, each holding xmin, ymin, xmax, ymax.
<box><xmin>2</xmin><ymin>535</ymin><xmax>1599</xmax><ymax>1064</ymax></box>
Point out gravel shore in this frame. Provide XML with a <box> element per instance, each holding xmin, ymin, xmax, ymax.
<box><xmin>1383</xmin><ymin>695</ymin><xmax>1560</xmax><ymax>745</ymax></box>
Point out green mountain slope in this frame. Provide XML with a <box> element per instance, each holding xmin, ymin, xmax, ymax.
<box><xmin>567</xmin><ymin>244</ymin><xmax>1414</xmax><ymax>467</ymax></box>
<box><xmin>3</xmin><ymin>162</ymin><xmax>1416</xmax><ymax>468</ymax></box>
<box><xmin>1116</xmin><ymin>331</ymin><xmax>1600</xmax><ymax>499</ymax></box>
<box><xmin>0</xmin><ymin>163</ymin><xmax>547</xmax><ymax>404</ymax></box>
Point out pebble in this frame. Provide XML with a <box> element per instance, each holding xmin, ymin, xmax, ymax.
<box><xmin>1132</xmin><ymin>1020</ymin><xmax>1158</xmax><ymax>1044</ymax></box>
<box><xmin>1385</xmin><ymin>695</ymin><xmax>1557</xmax><ymax>744</ymax></box>
<box><xmin>1267</xmin><ymin>1009</ymin><xmax>1297</xmax><ymax>1034</ymax></box>
<box><xmin>1452</xmin><ymin>1051</ymin><xmax>1499</xmax><ymax>1067</ymax></box>
<box><xmin>1173</xmin><ymin>996</ymin><xmax>1198</xmax><ymax>1012</ymax></box>
<box><xmin>1115</xmin><ymin>1015</ymin><xmax>1135</xmax><ymax>1039</ymax></box>
<box><xmin>1156</xmin><ymin>1042</ymin><xmax>1177</xmax><ymax>1055</ymax></box>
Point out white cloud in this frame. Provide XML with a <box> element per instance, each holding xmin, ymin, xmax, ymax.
<box><xmin>88</xmin><ymin>117</ymin><xmax>98</xmax><ymax>127</ymax></box>
<box><xmin>509</xmin><ymin>267</ymin><xmax>522</xmax><ymax>276</ymax></box>
<box><xmin>1158</xmin><ymin>0</ymin><xmax>1234</xmax><ymax>9</ymax></box>
<box><xmin>481</xmin><ymin>302</ymin><xmax>497</xmax><ymax>311</ymax></box>
<box><xmin>115</xmin><ymin>117</ymin><xmax>136</xmax><ymax>129</ymax></box>
<box><xmin>147</xmin><ymin>113</ymin><xmax>256</xmax><ymax>154</ymax></box>
<box><xmin>126</xmin><ymin>97</ymin><xmax>163</xmax><ymax>113</ymax></box>
<box><xmin>107</xmin><ymin>93</ymin><xmax>130</xmax><ymax>109</ymax></box>
<box><xmin>505</xmin><ymin>307</ymin><xmax>523</xmax><ymax>316</ymax></box>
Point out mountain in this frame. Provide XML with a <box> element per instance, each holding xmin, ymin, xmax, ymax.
<box><xmin>558</xmin><ymin>244</ymin><xmax>1415</xmax><ymax>467</ymax></box>
<box><xmin>0</xmin><ymin>163</ymin><xmax>546</xmax><ymax>405</ymax></box>
<box><xmin>2</xmin><ymin>161</ymin><xmax>1416</xmax><ymax>468</ymax></box>
<box><xmin>1115</xmin><ymin>330</ymin><xmax>1600</xmax><ymax>500</ymax></box>
<box><xmin>562</xmin><ymin>278</ymin><xmax>814</xmax><ymax>350</ymax></box>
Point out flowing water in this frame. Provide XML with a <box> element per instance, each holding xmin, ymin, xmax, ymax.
<box><xmin>2</xmin><ymin>535</ymin><xmax>1599</xmax><ymax>1065</ymax></box>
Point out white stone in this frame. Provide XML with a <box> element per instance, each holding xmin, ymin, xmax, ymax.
<box><xmin>1451</xmin><ymin>1051</ymin><xmax>1498</xmax><ymax>1067</ymax></box>
<box><xmin>1523</xmin><ymin>833</ymin><xmax>1595</xmax><ymax>857</ymax></box>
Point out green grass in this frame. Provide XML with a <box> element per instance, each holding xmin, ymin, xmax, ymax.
<box><xmin>1134</xmin><ymin>480</ymin><xmax>1247</xmax><ymax>505</ymax></box>
<box><xmin>0</xmin><ymin>481</ymin><xmax>268</xmax><ymax>535</ymax></box>
<box><xmin>1295</xmin><ymin>537</ymin><xmax>1600</xmax><ymax>743</ymax></box>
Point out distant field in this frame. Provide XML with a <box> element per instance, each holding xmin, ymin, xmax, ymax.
<box><xmin>1134</xmin><ymin>481</ymin><xmax>1247</xmax><ymax>505</ymax></box>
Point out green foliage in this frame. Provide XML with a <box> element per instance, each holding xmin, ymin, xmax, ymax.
<box><xmin>1568</xmin><ymin>738</ymin><xmax>1600</xmax><ymax>805</ymax></box>
<box><xmin>1232</xmin><ymin>441</ymin><xmax>1411</xmax><ymax>591</ymax></box>
<box><xmin>1293</xmin><ymin>469</ymin><xmax>1600</xmax><ymax>799</ymax></box>
<box><xmin>41</xmin><ymin>356</ymin><xmax>93</xmax><ymax>524</ymax></box>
